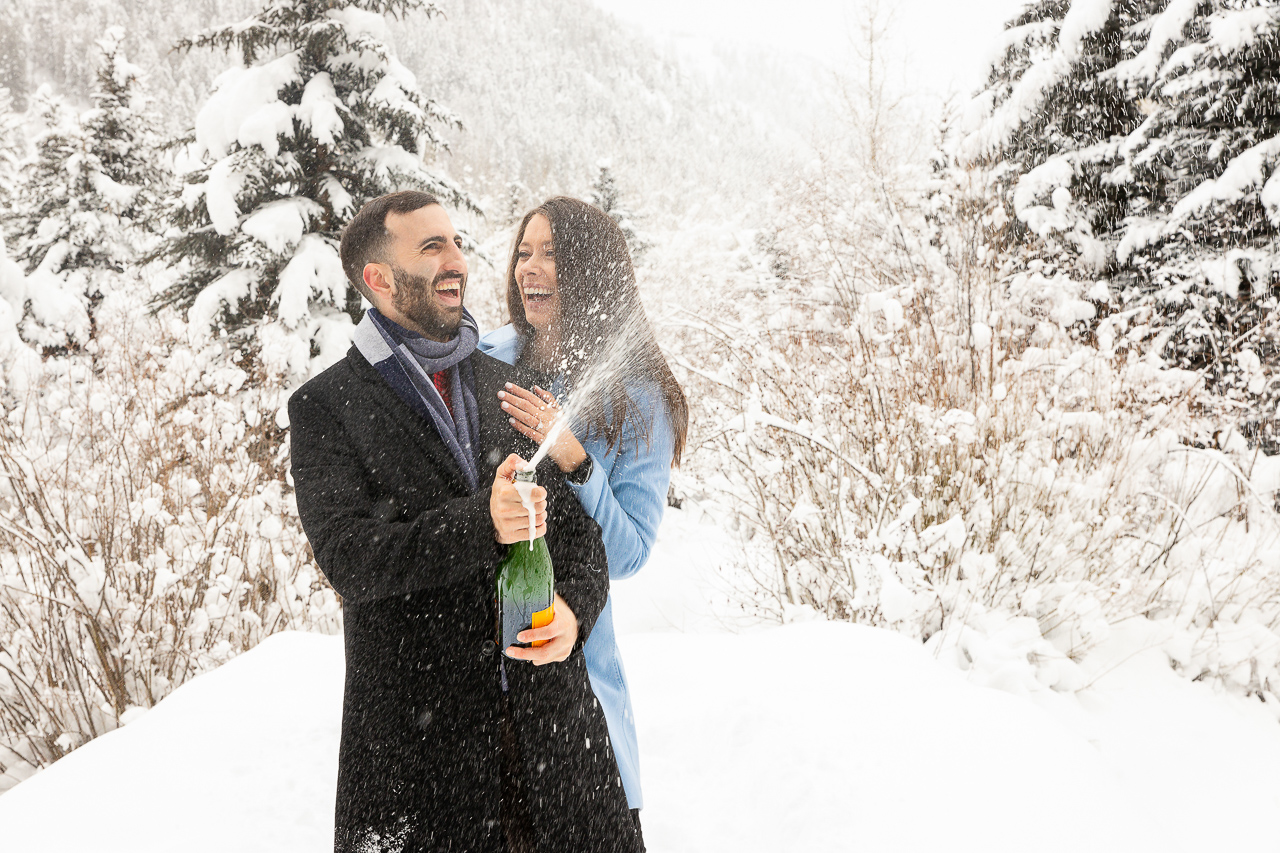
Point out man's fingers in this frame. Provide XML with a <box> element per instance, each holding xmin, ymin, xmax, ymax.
<box><xmin>508</xmin><ymin>593</ymin><xmax>575</xmax><ymax>663</ymax></box>
<box><xmin>516</xmin><ymin>622</ymin><xmax>558</xmax><ymax>644</ymax></box>
<box><xmin>495</xmin><ymin>518</ymin><xmax>545</xmax><ymax>545</ymax></box>
<box><xmin>497</xmin><ymin>502</ymin><xmax>546</xmax><ymax>520</ymax></box>
<box><xmin>497</xmin><ymin>508</ymin><xmax>546</xmax><ymax>527</ymax></box>
<box><xmin>495</xmin><ymin>453</ymin><xmax>527</xmax><ymax>480</ymax></box>
<box><xmin>497</xmin><ymin>488</ymin><xmax>545</xmax><ymax>511</ymax></box>
<box><xmin>498</xmin><ymin>486</ymin><xmax>546</xmax><ymax>504</ymax></box>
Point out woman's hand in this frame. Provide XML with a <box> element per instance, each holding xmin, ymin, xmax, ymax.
<box><xmin>504</xmin><ymin>592</ymin><xmax>578</xmax><ymax>664</ymax></box>
<box><xmin>498</xmin><ymin>383</ymin><xmax>588</xmax><ymax>474</ymax></box>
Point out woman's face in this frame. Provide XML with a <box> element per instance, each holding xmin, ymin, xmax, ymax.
<box><xmin>514</xmin><ymin>214</ymin><xmax>561</xmax><ymax>332</ymax></box>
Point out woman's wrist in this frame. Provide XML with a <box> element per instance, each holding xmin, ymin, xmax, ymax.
<box><xmin>564</xmin><ymin>453</ymin><xmax>593</xmax><ymax>485</ymax></box>
<box><xmin>556</xmin><ymin>444</ymin><xmax>589</xmax><ymax>474</ymax></box>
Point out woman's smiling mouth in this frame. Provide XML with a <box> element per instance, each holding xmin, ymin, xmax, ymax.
<box><xmin>523</xmin><ymin>284</ymin><xmax>555</xmax><ymax>304</ymax></box>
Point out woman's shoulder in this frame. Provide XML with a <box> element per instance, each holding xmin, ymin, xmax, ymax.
<box><xmin>477</xmin><ymin>324</ymin><xmax>522</xmax><ymax>365</ymax></box>
<box><xmin>621</xmin><ymin>378</ymin><xmax>667</xmax><ymax>418</ymax></box>
<box><xmin>613</xmin><ymin>378</ymin><xmax>675</xmax><ymax>454</ymax></box>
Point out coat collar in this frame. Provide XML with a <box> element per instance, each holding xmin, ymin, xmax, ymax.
<box><xmin>344</xmin><ymin>346</ymin><xmax>524</xmax><ymax>494</ymax></box>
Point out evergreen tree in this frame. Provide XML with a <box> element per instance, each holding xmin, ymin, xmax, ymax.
<box><xmin>588</xmin><ymin>161</ymin><xmax>648</xmax><ymax>263</ymax></box>
<box><xmin>3</xmin><ymin>88</ymin><xmax>93</xmax><ymax>351</ymax></box>
<box><xmin>0</xmin><ymin>86</ymin><xmax>24</xmax><ymax>215</ymax></box>
<box><xmin>152</xmin><ymin>0</ymin><xmax>474</xmax><ymax>382</ymax></box>
<box><xmin>0</xmin><ymin>0</ymin><xmax>26</xmax><ymax>109</ymax></box>
<box><xmin>962</xmin><ymin>0</ymin><xmax>1148</xmax><ymax>274</ymax></box>
<box><xmin>1118</xmin><ymin>0</ymin><xmax>1280</xmax><ymax>444</ymax></box>
<box><xmin>81</xmin><ymin>28</ymin><xmax>170</xmax><ymax>237</ymax></box>
<box><xmin>503</xmin><ymin>178</ymin><xmax>531</xmax><ymax>226</ymax></box>
<box><xmin>963</xmin><ymin>0</ymin><xmax>1280</xmax><ymax>446</ymax></box>
<box><xmin>2</xmin><ymin>29</ymin><xmax>168</xmax><ymax>352</ymax></box>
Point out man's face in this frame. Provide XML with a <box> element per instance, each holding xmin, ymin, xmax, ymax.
<box><xmin>380</xmin><ymin>204</ymin><xmax>468</xmax><ymax>341</ymax></box>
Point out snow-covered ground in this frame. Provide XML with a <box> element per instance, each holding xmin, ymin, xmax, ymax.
<box><xmin>2</xmin><ymin>503</ymin><xmax>1279</xmax><ymax>852</ymax></box>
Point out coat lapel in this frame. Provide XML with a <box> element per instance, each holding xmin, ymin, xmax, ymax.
<box><xmin>344</xmin><ymin>346</ymin><xmax>539</xmax><ymax>496</ymax></box>
<box><xmin>470</xmin><ymin>351</ymin><xmax>540</xmax><ymax>477</ymax></box>
<box><xmin>346</xmin><ymin>346</ymin><xmax>473</xmax><ymax>496</ymax></box>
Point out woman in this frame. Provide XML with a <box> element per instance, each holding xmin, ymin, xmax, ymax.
<box><xmin>479</xmin><ymin>196</ymin><xmax>688</xmax><ymax>840</ymax></box>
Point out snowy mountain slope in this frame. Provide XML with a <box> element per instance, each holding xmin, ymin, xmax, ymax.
<box><xmin>2</xmin><ymin>506</ymin><xmax>1278</xmax><ymax>852</ymax></box>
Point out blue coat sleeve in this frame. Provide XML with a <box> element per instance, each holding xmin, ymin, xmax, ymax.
<box><xmin>567</xmin><ymin>392</ymin><xmax>674</xmax><ymax>581</ymax></box>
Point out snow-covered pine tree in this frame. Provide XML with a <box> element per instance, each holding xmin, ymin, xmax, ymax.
<box><xmin>503</xmin><ymin>178</ymin><xmax>531</xmax><ymax>226</ymax></box>
<box><xmin>0</xmin><ymin>86</ymin><xmax>23</xmax><ymax>214</ymax></box>
<box><xmin>153</xmin><ymin>0</ymin><xmax>473</xmax><ymax>382</ymax></box>
<box><xmin>1112</xmin><ymin>1</ymin><xmax>1280</xmax><ymax>444</ymax></box>
<box><xmin>963</xmin><ymin>0</ymin><xmax>1280</xmax><ymax>446</ymax></box>
<box><xmin>81</xmin><ymin>28</ymin><xmax>170</xmax><ymax>241</ymax></box>
<box><xmin>2</xmin><ymin>88</ymin><xmax>93</xmax><ymax>351</ymax></box>
<box><xmin>962</xmin><ymin>0</ymin><xmax>1147</xmax><ymax>277</ymax></box>
<box><xmin>1</xmin><ymin>29</ymin><xmax>168</xmax><ymax>353</ymax></box>
<box><xmin>589</xmin><ymin>161</ymin><xmax>648</xmax><ymax>262</ymax></box>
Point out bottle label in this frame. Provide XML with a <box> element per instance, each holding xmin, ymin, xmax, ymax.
<box><xmin>530</xmin><ymin>603</ymin><xmax>555</xmax><ymax>648</ymax></box>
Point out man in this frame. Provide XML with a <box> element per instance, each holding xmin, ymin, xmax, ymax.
<box><xmin>289</xmin><ymin>191</ymin><xmax>640</xmax><ymax>852</ymax></box>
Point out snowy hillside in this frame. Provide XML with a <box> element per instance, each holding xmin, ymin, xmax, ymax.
<box><xmin>1</xmin><ymin>506</ymin><xmax>1279</xmax><ymax>852</ymax></box>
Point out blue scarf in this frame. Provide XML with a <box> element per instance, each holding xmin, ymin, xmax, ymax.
<box><xmin>353</xmin><ymin>308</ymin><xmax>481</xmax><ymax>492</ymax></box>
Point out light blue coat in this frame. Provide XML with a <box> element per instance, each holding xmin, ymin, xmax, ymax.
<box><xmin>479</xmin><ymin>324</ymin><xmax>672</xmax><ymax>809</ymax></box>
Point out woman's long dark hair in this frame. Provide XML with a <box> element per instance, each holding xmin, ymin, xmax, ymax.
<box><xmin>506</xmin><ymin>196</ymin><xmax>688</xmax><ymax>465</ymax></box>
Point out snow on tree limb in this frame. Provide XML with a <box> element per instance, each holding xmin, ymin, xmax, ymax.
<box><xmin>154</xmin><ymin>0</ymin><xmax>474</xmax><ymax>383</ymax></box>
<box><xmin>195</xmin><ymin>56</ymin><xmax>302</xmax><ymax>161</ymax></box>
<box><xmin>1108</xmin><ymin>0</ymin><xmax>1199</xmax><ymax>89</ymax></box>
<box><xmin>1168</xmin><ymin>134</ymin><xmax>1280</xmax><ymax>225</ymax></box>
<box><xmin>961</xmin><ymin>0</ymin><xmax>1117</xmax><ymax>161</ymax></box>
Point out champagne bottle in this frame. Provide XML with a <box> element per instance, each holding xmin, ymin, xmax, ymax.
<box><xmin>497</xmin><ymin>469</ymin><xmax>555</xmax><ymax>650</ymax></box>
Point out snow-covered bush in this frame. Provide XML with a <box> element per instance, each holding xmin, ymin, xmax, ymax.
<box><xmin>152</xmin><ymin>0</ymin><xmax>473</xmax><ymax>383</ymax></box>
<box><xmin>0</xmin><ymin>292</ymin><xmax>340</xmax><ymax>792</ymax></box>
<box><xmin>675</xmin><ymin>131</ymin><xmax>1280</xmax><ymax>711</ymax></box>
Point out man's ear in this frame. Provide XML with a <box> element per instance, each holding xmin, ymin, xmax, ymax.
<box><xmin>363</xmin><ymin>263</ymin><xmax>394</xmax><ymax>303</ymax></box>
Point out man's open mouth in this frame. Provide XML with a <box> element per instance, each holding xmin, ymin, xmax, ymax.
<box><xmin>436</xmin><ymin>279</ymin><xmax>462</xmax><ymax>300</ymax></box>
<box><xmin>523</xmin><ymin>285</ymin><xmax>554</xmax><ymax>305</ymax></box>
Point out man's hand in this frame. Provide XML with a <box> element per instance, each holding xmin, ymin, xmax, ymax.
<box><xmin>490</xmin><ymin>454</ymin><xmax>547</xmax><ymax>544</ymax></box>
<box><xmin>505</xmin><ymin>593</ymin><xmax>578</xmax><ymax>665</ymax></box>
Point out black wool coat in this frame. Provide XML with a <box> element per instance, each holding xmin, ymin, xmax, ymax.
<box><xmin>289</xmin><ymin>346</ymin><xmax>640</xmax><ymax>853</ymax></box>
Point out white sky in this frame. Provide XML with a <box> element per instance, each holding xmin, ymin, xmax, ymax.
<box><xmin>592</xmin><ymin>0</ymin><xmax>1032</xmax><ymax>102</ymax></box>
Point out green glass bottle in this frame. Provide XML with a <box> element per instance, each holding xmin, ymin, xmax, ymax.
<box><xmin>497</xmin><ymin>470</ymin><xmax>555</xmax><ymax>650</ymax></box>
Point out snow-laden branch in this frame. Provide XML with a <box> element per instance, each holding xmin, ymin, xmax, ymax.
<box><xmin>723</xmin><ymin>410</ymin><xmax>886</xmax><ymax>494</ymax></box>
<box><xmin>961</xmin><ymin>0</ymin><xmax>1117</xmax><ymax>161</ymax></box>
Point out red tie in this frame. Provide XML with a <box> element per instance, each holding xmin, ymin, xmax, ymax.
<box><xmin>432</xmin><ymin>369</ymin><xmax>453</xmax><ymax>418</ymax></box>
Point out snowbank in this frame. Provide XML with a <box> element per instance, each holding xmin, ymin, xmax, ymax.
<box><xmin>2</xmin><ymin>508</ymin><xmax>1279</xmax><ymax>851</ymax></box>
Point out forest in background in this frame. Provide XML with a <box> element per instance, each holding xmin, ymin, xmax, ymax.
<box><xmin>0</xmin><ymin>0</ymin><xmax>1278</xmax><ymax>796</ymax></box>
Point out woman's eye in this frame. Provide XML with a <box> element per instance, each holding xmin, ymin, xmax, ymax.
<box><xmin>517</xmin><ymin>251</ymin><xmax>531</xmax><ymax>260</ymax></box>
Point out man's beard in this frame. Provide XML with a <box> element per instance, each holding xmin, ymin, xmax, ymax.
<box><xmin>391</xmin><ymin>265</ymin><xmax>465</xmax><ymax>339</ymax></box>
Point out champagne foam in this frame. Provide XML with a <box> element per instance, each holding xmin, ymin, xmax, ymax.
<box><xmin>513</xmin><ymin>476</ymin><xmax>537</xmax><ymax>550</ymax></box>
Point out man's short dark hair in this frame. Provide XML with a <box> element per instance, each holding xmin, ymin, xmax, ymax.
<box><xmin>340</xmin><ymin>191</ymin><xmax>440</xmax><ymax>302</ymax></box>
